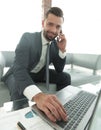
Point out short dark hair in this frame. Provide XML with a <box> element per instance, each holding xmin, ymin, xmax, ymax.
<box><xmin>45</xmin><ymin>7</ymin><xmax>64</xmax><ymax>20</ymax></box>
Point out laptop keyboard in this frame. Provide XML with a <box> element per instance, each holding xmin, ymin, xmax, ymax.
<box><xmin>56</xmin><ymin>91</ymin><xmax>96</xmax><ymax>130</ymax></box>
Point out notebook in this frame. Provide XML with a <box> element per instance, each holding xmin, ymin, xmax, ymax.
<box><xmin>32</xmin><ymin>85</ymin><xmax>100</xmax><ymax>130</ymax></box>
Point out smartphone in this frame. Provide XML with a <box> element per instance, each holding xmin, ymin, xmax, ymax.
<box><xmin>55</xmin><ymin>30</ymin><xmax>62</xmax><ymax>42</ymax></box>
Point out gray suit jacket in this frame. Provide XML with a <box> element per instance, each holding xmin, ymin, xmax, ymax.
<box><xmin>2</xmin><ymin>32</ymin><xmax>66</xmax><ymax>94</ymax></box>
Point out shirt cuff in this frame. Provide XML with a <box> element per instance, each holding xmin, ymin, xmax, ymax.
<box><xmin>23</xmin><ymin>85</ymin><xmax>42</xmax><ymax>101</ymax></box>
<box><xmin>59</xmin><ymin>50</ymin><xmax>66</xmax><ymax>59</ymax></box>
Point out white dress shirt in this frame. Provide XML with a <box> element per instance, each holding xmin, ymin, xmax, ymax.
<box><xmin>23</xmin><ymin>31</ymin><xmax>66</xmax><ymax>101</ymax></box>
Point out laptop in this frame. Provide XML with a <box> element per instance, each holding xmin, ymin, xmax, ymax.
<box><xmin>87</xmin><ymin>89</ymin><xmax>101</xmax><ymax>130</ymax></box>
<box><xmin>32</xmin><ymin>85</ymin><xmax>100</xmax><ymax>130</ymax></box>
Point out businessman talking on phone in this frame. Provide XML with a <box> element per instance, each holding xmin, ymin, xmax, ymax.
<box><xmin>2</xmin><ymin>7</ymin><xmax>71</xmax><ymax>122</ymax></box>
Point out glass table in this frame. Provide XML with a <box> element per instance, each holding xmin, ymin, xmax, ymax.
<box><xmin>1</xmin><ymin>81</ymin><xmax>101</xmax><ymax>112</ymax></box>
<box><xmin>0</xmin><ymin>82</ymin><xmax>101</xmax><ymax>130</ymax></box>
<box><xmin>0</xmin><ymin>98</ymin><xmax>35</xmax><ymax>113</ymax></box>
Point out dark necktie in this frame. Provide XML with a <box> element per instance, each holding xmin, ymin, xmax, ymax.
<box><xmin>46</xmin><ymin>43</ymin><xmax>50</xmax><ymax>90</ymax></box>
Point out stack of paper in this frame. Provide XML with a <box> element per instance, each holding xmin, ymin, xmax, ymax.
<box><xmin>0</xmin><ymin>107</ymin><xmax>53</xmax><ymax>130</ymax></box>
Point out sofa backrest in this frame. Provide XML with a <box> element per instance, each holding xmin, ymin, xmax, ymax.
<box><xmin>0</xmin><ymin>51</ymin><xmax>101</xmax><ymax>75</ymax></box>
<box><xmin>72</xmin><ymin>53</ymin><xmax>100</xmax><ymax>70</ymax></box>
<box><xmin>1</xmin><ymin>51</ymin><xmax>15</xmax><ymax>67</ymax></box>
<box><xmin>66</xmin><ymin>53</ymin><xmax>101</xmax><ymax>74</ymax></box>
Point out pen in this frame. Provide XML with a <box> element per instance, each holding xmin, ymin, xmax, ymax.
<box><xmin>17</xmin><ymin>121</ymin><xmax>26</xmax><ymax>130</ymax></box>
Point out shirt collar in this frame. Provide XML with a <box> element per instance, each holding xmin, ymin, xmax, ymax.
<box><xmin>41</xmin><ymin>31</ymin><xmax>49</xmax><ymax>46</ymax></box>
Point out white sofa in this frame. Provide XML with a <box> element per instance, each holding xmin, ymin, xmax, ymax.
<box><xmin>0</xmin><ymin>51</ymin><xmax>101</xmax><ymax>106</ymax></box>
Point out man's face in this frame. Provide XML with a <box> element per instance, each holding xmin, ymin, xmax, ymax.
<box><xmin>42</xmin><ymin>14</ymin><xmax>63</xmax><ymax>41</ymax></box>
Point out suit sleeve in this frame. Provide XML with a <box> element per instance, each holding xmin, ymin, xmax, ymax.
<box><xmin>51</xmin><ymin>41</ymin><xmax>66</xmax><ymax>72</ymax></box>
<box><xmin>13</xmin><ymin>33</ymin><xmax>35</xmax><ymax>94</ymax></box>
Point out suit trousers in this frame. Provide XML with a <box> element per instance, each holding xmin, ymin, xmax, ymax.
<box><xmin>5</xmin><ymin>68</ymin><xmax>71</xmax><ymax>110</ymax></box>
<box><xmin>30</xmin><ymin>68</ymin><xmax>71</xmax><ymax>91</ymax></box>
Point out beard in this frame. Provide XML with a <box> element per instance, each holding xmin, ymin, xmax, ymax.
<box><xmin>43</xmin><ymin>30</ymin><xmax>57</xmax><ymax>41</ymax></box>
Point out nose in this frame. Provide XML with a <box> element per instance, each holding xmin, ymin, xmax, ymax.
<box><xmin>50</xmin><ymin>25</ymin><xmax>57</xmax><ymax>34</ymax></box>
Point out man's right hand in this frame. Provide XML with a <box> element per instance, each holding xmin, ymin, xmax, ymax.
<box><xmin>32</xmin><ymin>93</ymin><xmax>67</xmax><ymax>122</ymax></box>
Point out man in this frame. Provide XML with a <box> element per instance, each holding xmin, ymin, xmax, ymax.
<box><xmin>2</xmin><ymin>7</ymin><xmax>71</xmax><ymax>122</ymax></box>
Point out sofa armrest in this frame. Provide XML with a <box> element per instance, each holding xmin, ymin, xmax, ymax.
<box><xmin>0</xmin><ymin>65</ymin><xmax>3</xmax><ymax>81</ymax></box>
<box><xmin>0</xmin><ymin>52</ymin><xmax>5</xmax><ymax>81</ymax></box>
<box><xmin>96</xmin><ymin>55</ymin><xmax>101</xmax><ymax>70</ymax></box>
<box><xmin>66</xmin><ymin>53</ymin><xmax>73</xmax><ymax>64</ymax></box>
<box><xmin>1</xmin><ymin>51</ymin><xmax>15</xmax><ymax>67</ymax></box>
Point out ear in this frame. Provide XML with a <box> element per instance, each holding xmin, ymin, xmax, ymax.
<box><xmin>42</xmin><ymin>20</ymin><xmax>44</xmax><ymax>28</ymax></box>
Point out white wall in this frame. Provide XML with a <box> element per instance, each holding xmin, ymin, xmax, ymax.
<box><xmin>52</xmin><ymin>0</ymin><xmax>101</xmax><ymax>54</ymax></box>
<box><xmin>0</xmin><ymin>0</ymin><xmax>101</xmax><ymax>54</ymax></box>
<box><xmin>0</xmin><ymin>0</ymin><xmax>42</xmax><ymax>51</ymax></box>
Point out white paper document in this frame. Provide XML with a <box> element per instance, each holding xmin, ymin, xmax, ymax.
<box><xmin>0</xmin><ymin>107</ymin><xmax>53</xmax><ymax>130</ymax></box>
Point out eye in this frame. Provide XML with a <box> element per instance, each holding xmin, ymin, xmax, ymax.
<box><xmin>56</xmin><ymin>25</ymin><xmax>61</xmax><ymax>30</ymax></box>
<box><xmin>47</xmin><ymin>22</ymin><xmax>53</xmax><ymax>27</ymax></box>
